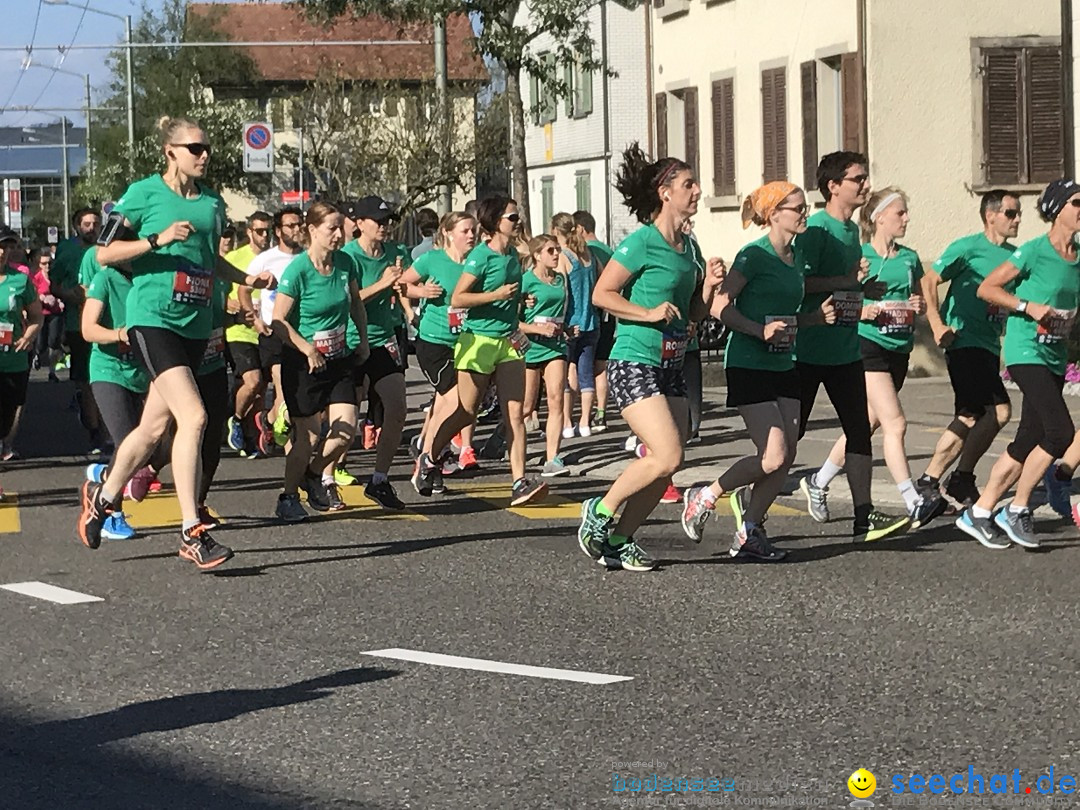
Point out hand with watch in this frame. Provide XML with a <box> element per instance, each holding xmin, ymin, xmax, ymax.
<box><xmin>1017</xmin><ymin>299</ymin><xmax>1055</xmax><ymax>326</ymax></box>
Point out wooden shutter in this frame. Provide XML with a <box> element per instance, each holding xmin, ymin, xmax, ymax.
<box><xmin>762</xmin><ymin>67</ymin><xmax>787</xmax><ymax>182</ymax></box>
<box><xmin>656</xmin><ymin>92</ymin><xmax>668</xmax><ymax>158</ymax></box>
<box><xmin>564</xmin><ymin>62</ymin><xmax>575</xmax><ymax>117</ymax></box>
<box><xmin>983</xmin><ymin>48</ymin><xmax>1023</xmax><ymax>184</ymax></box>
<box><xmin>711</xmin><ymin>78</ymin><xmax>735</xmax><ymax>196</ymax></box>
<box><xmin>840</xmin><ymin>52</ymin><xmax>863</xmax><ymax>153</ymax></box>
<box><xmin>683</xmin><ymin>86</ymin><xmax>699</xmax><ymax>177</ymax></box>
<box><xmin>654</xmin><ymin>0</ymin><xmax>665</xmax><ymax>7</ymax></box>
<box><xmin>1027</xmin><ymin>47</ymin><xmax>1064</xmax><ymax>182</ymax></box>
<box><xmin>800</xmin><ymin>61</ymin><xmax>818</xmax><ymax>189</ymax></box>
<box><xmin>578</xmin><ymin>64</ymin><xmax>593</xmax><ymax>116</ymax></box>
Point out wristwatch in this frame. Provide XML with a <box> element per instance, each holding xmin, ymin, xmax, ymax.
<box><xmin>146</xmin><ymin>233</ymin><xmax>160</xmax><ymax>250</ymax></box>
<box><xmin>1015</xmin><ymin>300</ymin><xmax>1029</xmax><ymax>315</ymax></box>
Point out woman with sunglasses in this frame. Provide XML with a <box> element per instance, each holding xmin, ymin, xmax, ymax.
<box><xmin>520</xmin><ymin>234</ymin><xmax>572</xmax><ymax>478</ymax></box>
<box><xmin>78</xmin><ymin>115</ymin><xmax>275</xmax><ymax>569</ymax></box>
<box><xmin>956</xmin><ymin>179</ymin><xmax>1080</xmax><ymax>550</ymax></box>
<box><xmin>401</xmin><ymin>211</ymin><xmax>478</xmax><ymax>489</ymax></box>
<box><xmin>576</xmin><ymin>143</ymin><xmax>724</xmax><ymax>572</ymax></box>
<box><xmin>28</xmin><ymin>249</ymin><xmax>63</xmax><ymax>380</ymax></box>
<box><xmin>415</xmin><ymin>195</ymin><xmax>548</xmax><ymax>506</ymax></box>
<box><xmin>681</xmin><ymin>182</ymin><xmax>834</xmax><ymax>559</ymax></box>
<box><xmin>814</xmin><ymin>188</ymin><xmax>947</xmax><ymax>529</ymax></box>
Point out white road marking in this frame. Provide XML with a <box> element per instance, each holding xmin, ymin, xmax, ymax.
<box><xmin>361</xmin><ymin>647</ymin><xmax>632</xmax><ymax>684</ymax></box>
<box><xmin>1</xmin><ymin>581</ymin><xmax>104</xmax><ymax>604</ymax></box>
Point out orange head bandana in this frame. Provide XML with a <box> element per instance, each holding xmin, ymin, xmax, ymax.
<box><xmin>740</xmin><ymin>181</ymin><xmax>800</xmax><ymax>229</ymax></box>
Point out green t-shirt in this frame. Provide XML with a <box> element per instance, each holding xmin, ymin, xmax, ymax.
<box><xmin>0</xmin><ymin>271</ymin><xmax>37</xmax><ymax>372</ymax></box>
<box><xmin>1001</xmin><ymin>234</ymin><xmax>1080</xmax><ymax>374</ymax></box>
<box><xmin>113</xmin><ymin>174</ymin><xmax>227</xmax><ymax>340</ymax></box>
<box><xmin>343</xmin><ymin>239</ymin><xmax>410</xmax><ymax>346</ymax></box>
<box><xmin>278</xmin><ymin>251</ymin><xmax>355</xmax><ymax>360</ymax></box>
<box><xmin>413</xmin><ymin>249</ymin><xmax>466</xmax><ymax>348</ymax></box>
<box><xmin>724</xmin><ymin>235</ymin><xmax>806</xmax><ymax>372</ymax></box>
<box><xmin>53</xmin><ymin>237</ymin><xmax>92</xmax><ymax>331</ymax></box>
<box><xmin>521</xmin><ymin>268</ymin><xmax>568</xmax><ymax>364</ymax></box>
<box><xmin>794</xmin><ymin>211</ymin><xmax>862</xmax><ymax>366</ymax></box>
<box><xmin>460</xmin><ymin>242</ymin><xmax>524</xmax><ymax>338</ymax></box>
<box><xmin>224</xmin><ymin>244</ymin><xmax>261</xmax><ymax>346</ymax></box>
<box><xmin>78</xmin><ymin>245</ymin><xmax>104</xmax><ymax>288</ymax></box>
<box><xmin>86</xmin><ymin>267</ymin><xmax>149</xmax><ymax>393</ymax></box>
<box><xmin>198</xmin><ymin>278</ymin><xmax>231</xmax><ymax>377</ymax></box>
<box><xmin>587</xmin><ymin>239</ymin><xmax>614</xmax><ymax>271</ymax></box>
<box><xmin>608</xmin><ymin>224</ymin><xmax>701</xmax><ymax>368</ymax></box>
<box><xmin>936</xmin><ymin>233</ymin><xmax>1016</xmax><ymax>356</ymax></box>
<box><xmin>857</xmin><ymin>243</ymin><xmax>924</xmax><ymax>354</ymax></box>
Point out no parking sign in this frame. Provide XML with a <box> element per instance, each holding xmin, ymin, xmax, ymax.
<box><xmin>243</xmin><ymin>122</ymin><xmax>274</xmax><ymax>173</ymax></box>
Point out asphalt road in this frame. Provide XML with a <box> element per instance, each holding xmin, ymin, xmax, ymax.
<box><xmin>2</xmin><ymin>370</ymin><xmax>1079</xmax><ymax>809</ymax></box>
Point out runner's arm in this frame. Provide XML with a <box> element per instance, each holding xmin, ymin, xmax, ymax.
<box><xmin>18</xmin><ymin>297</ymin><xmax>43</xmax><ymax>349</ymax></box>
<box><xmin>80</xmin><ymin>298</ymin><xmax>123</xmax><ymax>345</ymax></box>
<box><xmin>449</xmin><ymin>271</ymin><xmax>513</xmax><ymax>309</ymax></box>
<box><xmin>349</xmin><ymin>279</ymin><xmax>370</xmax><ymax>363</ymax></box>
<box><xmin>591</xmin><ymin>259</ymin><xmax>661</xmax><ymax>323</ymax></box>
<box><xmin>270</xmin><ymin>292</ymin><xmax>314</xmax><ymax>357</ymax></box>
<box><xmin>920</xmin><ymin>268</ymin><xmax>949</xmax><ymax>335</ymax></box>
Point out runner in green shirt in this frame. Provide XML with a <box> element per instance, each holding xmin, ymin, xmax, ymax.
<box><xmin>78</xmin><ymin>115</ymin><xmax>276</xmax><ymax>569</ymax></box>
<box><xmin>399</xmin><ymin>211</ymin><xmax>480</xmax><ymax>474</ymax></box>
<box><xmin>518</xmin><ymin>234</ymin><xmax>571</xmax><ymax>478</ymax></box>
<box><xmin>576</xmin><ymin>144</ymin><xmax>724</xmax><ymax>572</ymax></box>
<box><xmin>817</xmin><ymin>188</ymin><xmax>945</xmax><ymax>529</ymax></box>
<box><xmin>272</xmin><ymin>202</ymin><xmax>368</xmax><ymax>523</ymax></box>
<box><xmin>574</xmin><ymin>209</ymin><xmax>616</xmax><ymax>432</ymax></box>
<box><xmin>958</xmin><ymin>179</ymin><xmax>1080</xmax><ymax>551</ymax></box>
<box><xmin>794</xmin><ymin>151</ymin><xmax>908</xmax><ymax>544</ymax></box>
<box><xmin>682</xmin><ymin>182</ymin><xmax>834</xmax><ymax>557</ymax></box>
<box><xmin>917</xmin><ymin>190</ymin><xmax>1020</xmax><ymax>506</ymax></box>
<box><xmin>416</xmin><ymin>194</ymin><xmax>548</xmax><ymax>507</ymax></box>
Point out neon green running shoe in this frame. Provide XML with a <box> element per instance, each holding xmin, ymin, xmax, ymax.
<box><xmin>334</xmin><ymin>466</ymin><xmax>359</xmax><ymax>487</ymax></box>
<box><xmin>272</xmin><ymin>405</ymin><xmax>291</xmax><ymax>447</ymax></box>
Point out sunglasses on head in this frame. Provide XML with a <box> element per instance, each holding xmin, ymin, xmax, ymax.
<box><xmin>172</xmin><ymin>142</ymin><xmax>212</xmax><ymax>157</ymax></box>
<box><xmin>1001</xmin><ymin>208</ymin><xmax>1022</xmax><ymax>220</ymax></box>
<box><xmin>501</xmin><ymin>213</ymin><xmax>521</xmax><ymax>222</ymax></box>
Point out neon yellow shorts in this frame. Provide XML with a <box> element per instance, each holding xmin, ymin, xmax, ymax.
<box><xmin>453</xmin><ymin>332</ymin><xmax>523</xmax><ymax>374</ymax></box>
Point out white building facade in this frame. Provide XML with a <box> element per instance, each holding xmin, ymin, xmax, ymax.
<box><xmin>521</xmin><ymin>0</ymin><xmax>652</xmax><ymax>246</ymax></box>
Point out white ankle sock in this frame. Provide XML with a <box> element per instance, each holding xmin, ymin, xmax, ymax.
<box><xmin>972</xmin><ymin>505</ymin><xmax>992</xmax><ymax>519</ymax></box>
<box><xmin>898</xmin><ymin>479</ymin><xmax>920</xmax><ymax>511</ymax></box>
<box><xmin>1008</xmin><ymin>503</ymin><xmax>1027</xmax><ymax>514</ymax></box>
<box><xmin>814</xmin><ymin>459</ymin><xmax>844</xmax><ymax>489</ymax></box>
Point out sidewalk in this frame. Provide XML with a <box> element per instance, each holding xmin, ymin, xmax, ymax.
<box><xmin>568</xmin><ymin>376</ymin><xmax>1022</xmax><ymax>510</ymax></box>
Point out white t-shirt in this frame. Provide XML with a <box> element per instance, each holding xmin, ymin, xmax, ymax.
<box><xmin>249</xmin><ymin>246</ymin><xmax>303</xmax><ymax>325</ymax></box>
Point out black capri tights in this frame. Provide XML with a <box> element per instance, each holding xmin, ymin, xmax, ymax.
<box><xmin>796</xmin><ymin>360</ymin><xmax>873</xmax><ymax>456</ymax></box>
<box><xmin>196</xmin><ymin>366</ymin><xmax>230</xmax><ymax>504</ymax></box>
<box><xmin>1006</xmin><ymin>364</ymin><xmax>1073</xmax><ymax>463</ymax></box>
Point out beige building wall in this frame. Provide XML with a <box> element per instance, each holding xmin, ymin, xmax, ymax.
<box><xmin>651</xmin><ymin>0</ymin><xmax>857</xmax><ymax>261</ymax></box>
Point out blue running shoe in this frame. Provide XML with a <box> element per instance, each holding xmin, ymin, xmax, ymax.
<box><xmin>85</xmin><ymin>463</ymin><xmax>108</xmax><ymax>483</ymax></box>
<box><xmin>101</xmin><ymin>512</ymin><xmax>136</xmax><ymax>541</ymax></box>
<box><xmin>1043</xmin><ymin>465</ymin><xmax>1072</xmax><ymax>518</ymax></box>
<box><xmin>226</xmin><ymin>416</ymin><xmax>245</xmax><ymax>452</ymax></box>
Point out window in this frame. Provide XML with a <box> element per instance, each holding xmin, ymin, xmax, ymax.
<box><xmin>541</xmin><ymin>177</ymin><xmax>554</xmax><ymax>228</ymax></box>
<box><xmin>800</xmin><ymin>54</ymin><xmax>865</xmax><ymax>188</ymax></box>
<box><xmin>530</xmin><ymin>53</ymin><xmax>558</xmax><ymax>125</ymax></box>
<box><xmin>575</xmin><ymin>171</ymin><xmax>591</xmax><ymax>211</ymax></box>
<box><xmin>655</xmin><ymin>93</ymin><xmax>668</xmax><ymax>157</ymax></box>
<box><xmin>564</xmin><ymin>57</ymin><xmax>594</xmax><ymax>118</ymax></box>
<box><xmin>981</xmin><ymin>45</ymin><xmax>1063</xmax><ymax>185</ymax></box>
<box><xmin>677</xmin><ymin>87</ymin><xmax>699</xmax><ymax>178</ymax></box>
<box><xmin>711</xmin><ymin>78</ymin><xmax>735</xmax><ymax>196</ymax></box>
<box><xmin>761</xmin><ymin>66</ymin><xmax>788</xmax><ymax>182</ymax></box>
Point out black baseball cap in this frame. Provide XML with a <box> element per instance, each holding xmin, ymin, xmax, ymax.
<box><xmin>0</xmin><ymin>225</ymin><xmax>19</xmax><ymax>244</ymax></box>
<box><xmin>338</xmin><ymin>200</ymin><xmax>362</xmax><ymax>220</ymax></box>
<box><xmin>351</xmin><ymin>195</ymin><xmax>398</xmax><ymax>223</ymax></box>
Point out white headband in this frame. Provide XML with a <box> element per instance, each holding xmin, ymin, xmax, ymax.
<box><xmin>870</xmin><ymin>192</ymin><xmax>902</xmax><ymax>222</ymax></box>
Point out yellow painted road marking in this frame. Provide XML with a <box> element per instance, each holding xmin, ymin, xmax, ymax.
<box><xmin>334</xmin><ymin>487</ymin><xmax>428</xmax><ymax>521</ymax></box>
<box><xmin>448</xmin><ymin>481</ymin><xmax>580</xmax><ymax>519</ymax></box>
<box><xmin>123</xmin><ymin>493</ymin><xmax>184</xmax><ymax>529</ymax></box>
<box><xmin>0</xmin><ymin>493</ymin><xmax>20</xmax><ymax>533</ymax></box>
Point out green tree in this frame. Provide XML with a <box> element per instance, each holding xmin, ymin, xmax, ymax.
<box><xmin>75</xmin><ymin>0</ymin><xmax>271</xmax><ymax>206</ymax></box>
<box><xmin>299</xmin><ymin>0</ymin><xmax>605</xmax><ymax>222</ymax></box>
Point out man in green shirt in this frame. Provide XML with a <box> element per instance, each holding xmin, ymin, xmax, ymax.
<box><xmin>795</xmin><ymin>152</ymin><xmax>908</xmax><ymax>542</ymax></box>
<box><xmin>917</xmin><ymin>190</ymin><xmax>1020</xmax><ymax>506</ymax></box>
<box><xmin>573</xmin><ymin>209</ymin><xmax>615</xmax><ymax>431</ymax></box>
<box><xmin>52</xmin><ymin>207</ymin><xmax>105</xmax><ymax>453</ymax></box>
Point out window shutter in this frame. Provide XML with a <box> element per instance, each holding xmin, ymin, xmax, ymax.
<box><xmin>800</xmin><ymin>61</ymin><xmax>818</xmax><ymax>189</ymax></box>
<box><xmin>654</xmin><ymin>0</ymin><xmax>665</xmax><ymax>7</ymax></box>
<box><xmin>578</xmin><ymin>64</ymin><xmax>593</xmax><ymax>116</ymax></box>
<box><xmin>1026</xmin><ymin>47</ymin><xmax>1064</xmax><ymax>182</ymax></box>
<box><xmin>683</xmin><ymin>86</ymin><xmax>699</xmax><ymax>177</ymax></box>
<box><xmin>656</xmin><ymin>93</ymin><xmax>668</xmax><ymax>158</ymax></box>
<box><xmin>712</xmin><ymin>79</ymin><xmax>735</xmax><ymax>196</ymax></box>
<box><xmin>565</xmin><ymin>63</ymin><xmax>574</xmax><ymax>117</ymax></box>
<box><xmin>983</xmin><ymin>49</ymin><xmax>1023</xmax><ymax>184</ymax></box>
<box><xmin>840</xmin><ymin>52</ymin><xmax>863</xmax><ymax>153</ymax></box>
<box><xmin>762</xmin><ymin>67</ymin><xmax>787</xmax><ymax>182</ymax></box>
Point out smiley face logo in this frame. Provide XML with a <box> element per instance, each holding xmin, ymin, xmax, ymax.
<box><xmin>848</xmin><ymin>769</ymin><xmax>876</xmax><ymax>799</ymax></box>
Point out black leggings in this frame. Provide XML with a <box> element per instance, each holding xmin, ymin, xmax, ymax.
<box><xmin>0</xmin><ymin>370</ymin><xmax>29</xmax><ymax>437</ymax></box>
<box><xmin>1006</xmin><ymin>364</ymin><xmax>1073</xmax><ymax>462</ymax></box>
<box><xmin>684</xmin><ymin>349</ymin><xmax>702</xmax><ymax>436</ymax></box>
<box><xmin>197</xmin><ymin>367</ymin><xmax>230</xmax><ymax>504</ymax></box>
<box><xmin>796</xmin><ymin>360</ymin><xmax>873</xmax><ymax>456</ymax></box>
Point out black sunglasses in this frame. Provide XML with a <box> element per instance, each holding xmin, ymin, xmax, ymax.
<box><xmin>250</xmin><ymin>227</ymin><xmax>270</xmax><ymax>236</ymax></box>
<box><xmin>843</xmin><ymin>174</ymin><xmax>870</xmax><ymax>186</ymax></box>
<box><xmin>501</xmin><ymin>213</ymin><xmax>521</xmax><ymax>223</ymax></box>
<box><xmin>1001</xmin><ymin>209</ymin><xmax>1021</xmax><ymax>220</ymax></box>
<box><xmin>172</xmin><ymin>142</ymin><xmax>212</xmax><ymax>157</ymax></box>
<box><xmin>777</xmin><ymin>204</ymin><xmax>809</xmax><ymax>215</ymax></box>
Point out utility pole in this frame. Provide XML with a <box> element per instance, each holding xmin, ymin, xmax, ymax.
<box><xmin>298</xmin><ymin>127</ymin><xmax>305</xmax><ymax>211</ymax></box>
<box><xmin>1064</xmin><ymin>0</ymin><xmax>1075</xmax><ymax>177</ymax></box>
<box><xmin>434</xmin><ymin>14</ymin><xmax>451</xmax><ymax>214</ymax></box>
<box><xmin>61</xmin><ymin>117</ymin><xmax>70</xmax><ymax>238</ymax></box>
<box><xmin>124</xmin><ymin>13</ymin><xmax>134</xmax><ymax>175</ymax></box>
<box><xmin>84</xmin><ymin>73</ymin><xmax>92</xmax><ymax>177</ymax></box>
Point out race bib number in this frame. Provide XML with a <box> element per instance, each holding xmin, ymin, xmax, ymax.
<box><xmin>1037</xmin><ymin>308</ymin><xmax>1077</xmax><ymax>345</ymax></box>
<box><xmin>0</xmin><ymin>322</ymin><xmax>13</xmax><ymax>352</ymax></box>
<box><xmin>534</xmin><ymin>316</ymin><xmax>563</xmax><ymax>338</ymax></box>
<box><xmin>384</xmin><ymin>337</ymin><xmax>403</xmax><ymax>367</ymax></box>
<box><xmin>202</xmin><ymin>327</ymin><xmax>224</xmax><ymax>364</ymax></box>
<box><xmin>312</xmin><ymin>325</ymin><xmax>347</xmax><ymax>359</ymax></box>
<box><xmin>509</xmin><ymin>328</ymin><xmax>532</xmax><ymax>356</ymax></box>
<box><xmin>765</xmin><ymin>316</ymin><xmax>798</xmax><ymax>353</ymax></box>
<box><xmin>833</xmin><ymin>291</ymin><xmax>864</xmax><ymax>327</ymax></box>
<box><xmin>661</xmin><ymin>332</ymin><xmax>688</xmax><ymax>369</ymax></box>
<box><xmin>172</xmin><ymin>263</ymin><xmax>213</xmax><ymax>307</ymax></box>
<box><xmin>447</xmin><ymin>307</ymin><xmax>468</xmax><ymax>335</ymax></box>
<box><xmin>876</xmin><ymin>301</ymin><xmax>915</xmax><ymax>335</ymax></box>
<box><xmin>986</xmin><ymin>303</ymin><xmax>1008</xmax><ymax>323</ymax></box>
